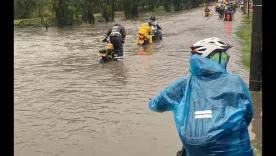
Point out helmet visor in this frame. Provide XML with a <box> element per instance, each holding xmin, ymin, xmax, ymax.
<box><xmin>208</xmin><ymin>51</ymin><xmax>229</xmax><ymax>68</ymax></box>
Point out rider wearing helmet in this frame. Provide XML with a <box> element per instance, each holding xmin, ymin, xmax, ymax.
<box><xmin>150</xmin><ymin>16</ymin><xmax>156</xmax><ymax>21</ymax></box>
<box><xmin>149</xmin><ymin>16</ymin><xmax>162</xmax><ymax>40</ymax></box>
<box><xmin>137</xmin><ymin>21</ymin><xmax>154</xmax><ymax>44</ymax></box>
<box><xmin>150</xmin><ymin>16</ymin><xmax>162</xmax><ymax>30</ymax></box>
<box><xmin>225</xmin><ymin>4</ymin><xmax>232</xmax><ymax>14</ymax></box>
<box><xmin>149</xmin><ymin>37</ymin><xmax>254</xmax><ymax>156</ymax></box>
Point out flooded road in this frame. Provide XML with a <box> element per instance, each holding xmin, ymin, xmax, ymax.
<box><xmin>15</xmin><ymin>7</ymin><xmax>255</xmax><ymax>156</ymax></box>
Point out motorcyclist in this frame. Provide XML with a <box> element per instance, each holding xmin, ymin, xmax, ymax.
<box><xmin>148</xmin><ymin>38</ymin><xmax>254</xmax><ymax>156</ymax></box>
<box><xmin>137</xmin><ymin>21</ymin><xmax>153</xmax><ymax>44</ymax></box>
<box><xmin>102</xmin><ymin>23</ymin><xmax>126</xmax><ymax>60</ymax></box>
<box><xmin>150</xmin><ymin>16</ymin><xmax>162</xmax><ymax>31</ymax></box>
<box><xmin>218</xmin><ymin>5</ymin><xmax>225</xmax><ymax>17</ymax></box>
<box><xmin>225</xmin><ymin>4</ymin><xmax>232</xmax><ymax>15</ymax></box>
<box><xmin>240</xmin><ymin>1</ymin><xmax>244</xmax><ymax>10</ymax></box>
<box><xmin>204</xmin><ymin>6</ymin><xmax>212</xmax><ymax>17</ymax></box>
<box><xmin>229</xmin><ymin>2</ymin><xmax>236</xmax><ymax>13</ymax></box>
<box><xmin>215</xmin><ymin>1</ymin><xmax>222</xmax><ymax>12</ymax></box>
<box><xmin>149</xmin><ymin>16</ymin><xmax>162</xmax><ymax>40</ymax></box>
<box><xmin>205</xmin><ymin>6</ymin><xmax>211</xmax><ymax>12</ymax></box>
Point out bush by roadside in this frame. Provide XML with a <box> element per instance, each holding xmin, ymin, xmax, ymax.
<box><xmin>236</xmin><ymin>13</ymin><xmax>253</xmax><ymax>68</ymax></box>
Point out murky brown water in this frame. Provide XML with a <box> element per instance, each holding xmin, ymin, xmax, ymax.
<box><xmin>15</xmin><ymin>7</ymin><xmax>256</xmax><ymax>156</ymax></box>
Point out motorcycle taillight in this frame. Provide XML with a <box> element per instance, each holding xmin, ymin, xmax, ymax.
<box><xmin>139</xmin><ymin>35</ymin><xmax>144</xmax><ymax>40</ymax></box>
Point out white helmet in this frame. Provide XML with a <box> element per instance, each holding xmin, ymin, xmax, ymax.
<box><xmin>190</xmin><ymin>37</ymin><xmax>232</xmax><ymax>51</ymax></box>
<box><xmin>191</xmin><ymin>44</ymin><xmax>231</xmax><ymax>58</ymax></box>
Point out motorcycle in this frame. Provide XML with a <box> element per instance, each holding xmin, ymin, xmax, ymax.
<box><xmin>137</xmin><ymin>33</ymin><xmax>150</xmax><ymax>45</ymax></box>
<box><xmin>205</xmin><ymin>11</ymin><xmax>209</xmax><ymax>17</ymax></box>
<box><xmin>151</xmin><ymin>25</ymin><xmax>162</xmax><ymax>41</ymax></box>
<box><xmin>98</xmin><ymin>40</ymin><xmax>117</xmax><ymax>63</ymax></box>
<box><xmin>205</xmin><ymin>10</ymin><xmax>211</xmax><ymax>17</ymax></box>
<box><xmin>224</xmin><ymin>11</ymin><xmax>232</xmax><ymax>21</ymax></box>
<box><xmin>219</xmin><ymin>13</ymin><xmax>224</xmax><ymax>18</ymax></box>
<box><xmin>137</xmin><ymin>25</ymin><xmax>161</xmax><ymax>45</ymax></box>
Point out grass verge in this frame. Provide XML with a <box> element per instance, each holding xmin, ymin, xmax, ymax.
<box><xmin>236</xmin><ymin>12</ymin><xmax>253</xmax><ymax>68</ymax></box>
<box><xmin>254</xmin><ymin>147</ymin><xmax>262</xmax><ymax>156</ymax></box>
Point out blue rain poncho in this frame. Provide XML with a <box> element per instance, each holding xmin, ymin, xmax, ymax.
<box><xmin>149</xmin><ymin>54</ymin><xmax>254</xmax><ymax>156</ymax></box>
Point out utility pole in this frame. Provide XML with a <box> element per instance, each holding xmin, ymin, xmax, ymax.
<box><xmin>247</xmin><ymin>0</ymin><xmax>250</xmax><ymax>18</ymax></box>
<box><xmin>243</xmin><ymin>0</ymin><xmax>247</xmax><ymax>14</ymax></box>
<box><xmin>249</xmin><ymin>0</ymin><xmax>262</xmax><ymax>91</ymax></box>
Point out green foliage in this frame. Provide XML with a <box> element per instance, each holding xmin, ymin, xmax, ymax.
<box><xmin>236</xmin><ymin>13</ymin><xmax>253</xmax><ymax>68</ymax></box>
<box><xmin>14</xmin><ymin>0</ymin><xmax>37</xmax><ymax>19</ymax></box>
<box><xmin>14</xmin><ymin>0</ymin><xmax>205</xmax><ymax>27</ymax></box>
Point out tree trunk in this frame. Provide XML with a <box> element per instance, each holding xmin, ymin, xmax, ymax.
<box><xmin>111</xmin><ymin>0</ymin><xmax>116</xmax><ymax>20</ymax></box>
<box><xmin>54</xmin><ymin>0</ymin><xmax>69</xmax><ymax>28</ymax></box>
<box><xmin>131</xmin><ymin>3</ymin><xmax>138</xmax><ymax>17</ymax></box>
<box><xmin>173</xmin><ymin>0</ymin><xmax>182</xmax><ymax>11</ymax></box>
<box><xmin>98</xmin><ymin>0</ymin><xmax>109</xmax><ymax>21</ymax></box>
<box><xmin>164</xmin><ymin>1</ymin><xmax>172</xmax><ymax>12</ymax></box>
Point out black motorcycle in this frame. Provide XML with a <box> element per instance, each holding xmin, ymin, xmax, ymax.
<box><xmin>151</xmin><ymin>25</ymin><xmax>162</xmax><ymax>41</ymax></box>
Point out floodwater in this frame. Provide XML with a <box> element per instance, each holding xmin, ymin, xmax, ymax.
<box><xmin>14</xmin><ymin>6</ymin><xmax>261</xmax><ymax>156</ymax></box>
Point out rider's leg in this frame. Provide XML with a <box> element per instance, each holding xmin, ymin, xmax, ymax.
<box><xmin>115</xmin><ymin>35</ymin><xmax>123</xmax><ymax>58</ymax></box>
<box><xmin>158</xmin><ymin>31</ymin><xmax>162</xmax><ymax>40</ymax></box>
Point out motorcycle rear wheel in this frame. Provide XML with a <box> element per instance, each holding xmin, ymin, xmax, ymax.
<box><xmin>99</xmin><ymin>57</ymin><xmax>110</xmax><ymax>63</ymax></box>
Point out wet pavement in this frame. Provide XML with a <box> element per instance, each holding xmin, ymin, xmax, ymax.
<box><xmin>250</xmin><ymin>92</ymin><xmax>262</xmax><ymax>152</ymax></box>
<box><xmin>14</xmin><ymin>6</ymin><xmax>261</xmax><ymax>156</ymax></box>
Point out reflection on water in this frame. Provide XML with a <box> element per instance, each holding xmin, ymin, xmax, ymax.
<box><xmin>139</xmin><ymin>44</ymin><xmax>155</xmax><ymax>56</ymax></box>
<box><xmin>225</xmin><ymin>21</ymin><xmax>231</xmax><ymax>39</ymax></box>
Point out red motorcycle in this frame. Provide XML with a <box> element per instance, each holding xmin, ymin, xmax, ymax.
<box><xmin>137</xmin><ymin>33</ymin><xmax>150</xmax><ymax>45</ymax></box>
<box><xmin>224</xmin><ymin>11</ymin><xmax>232</xmax><ymax>21</ymax></box>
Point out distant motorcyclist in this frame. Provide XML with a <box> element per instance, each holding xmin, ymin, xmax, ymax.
<box><xmin>137</xmin><ymin>21</ymin><xmax>153</xmax><ymax>44</ymax></box>
<box><xmin>205</xmin><ymin>6</ymin><xmax>211</xmax><ymax>12</ymax></box>
<box><xmin>204</xmin><ymin>6</ymin><xmax>212</xmax><ymax>17</ymax></box>
<box><xmin>218</xmin><ymin>5</ymin><xmax>225</xmax><ymax>17</ymax></box>
<box><xmin>215</xmin><ymin>1</ymin><xmax>222</xmax><ymax>12</ymax></box>
<box><xmin>229</xmin><ymin>2</ymin><xmax>236</xmax><ymax>13</ymax></box>
<box><xmin>149</xmin><ymin>16</ymin><xmax>162</xmax><ymax>40</ymax></box>
<box><xmin>225</xmin><ymin>4</ymin><xmax>232</xmax><ymax>14</ymax></box>
<box><xmin>102</xmin><ymin>23</ymin><xmax>126</xmax><ymax>60</ymax></box>
<box><xmin>240</xmin><ymin>2</ymin><xmax>244</xmax><ymax>10</ymax></box>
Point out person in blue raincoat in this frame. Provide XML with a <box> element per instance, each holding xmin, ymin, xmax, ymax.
<box><xmin>149</xmin><ymin>38</ymin><xmax>254</xmax><ymax>156</ymax></box>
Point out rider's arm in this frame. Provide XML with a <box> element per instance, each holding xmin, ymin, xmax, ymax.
<box><xmin>239</xmin><ymin>77</ymin><xmax>254</xmax><ymax>126</ymax></box>
<box><xmin>148</xmin><ymin>26</ymin><xmax>153</xmax><ymax>33</ymax></box>
<box><xmin>156</xmin><ymin>24</ymin><xmax>162</xmax><ymax>30</ymax></box>
<box><xmin>120</xmin><ymin>26</ymin><xmax>126</xmax><ymax>39</ymax></box>
<box><xmin>105</xmin><ymin>28</ymin><xmax>112</xmax><ymax>38</ymax></box>
<box><xmin>149</xmin><ymin>76</ymin><xmax>189</xmax><ymax>112</ymax></box>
